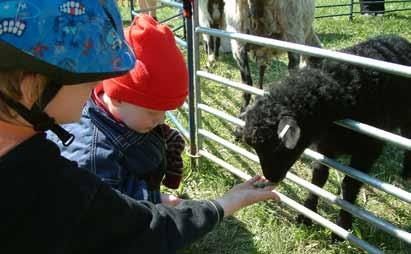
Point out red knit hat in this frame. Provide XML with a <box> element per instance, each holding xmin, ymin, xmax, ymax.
<box><xmin>103</xmin><ymin>15</ymin><xmax>188</xmax><ymax>110</ymax></box>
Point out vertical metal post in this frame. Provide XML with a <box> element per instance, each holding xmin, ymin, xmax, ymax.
<box><xmin>183</xmin><ymin>0</ymin><xmax>201</xmax><ymax>169</ymax></box>
<box><xmin>349</xmin><ymin>0</ymin><xmax>354</xmax><ymax>21</ymax></box>
<box><xmin>192</xmin><ymin>0</ymin><xmax>203</xmax><ymax>158</ymax></box>
<box><xmin>130</xmin><ymin>0</ymin><xmax>135</xmax><ymax>20</ymax></box>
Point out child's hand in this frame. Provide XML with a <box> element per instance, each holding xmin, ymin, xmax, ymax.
<box><xmin>215</xmin><ymin>175</ymin><xmax>280</xmax><ymax>217</ymax></box>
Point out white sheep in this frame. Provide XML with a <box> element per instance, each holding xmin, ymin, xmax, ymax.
<box><xmin>199</xmin><ymin>0</ymin><xmax>225</xmax><ymax>66</ymax></box>
<box><xmin>224</xmin><ymin>0</ymin><xmax>322</xmax><ymax>111</ymax></box>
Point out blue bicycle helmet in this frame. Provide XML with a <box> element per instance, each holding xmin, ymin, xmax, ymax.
<box><xmin>0</xmin><ymin>0</ymin><xmax>136</xmax><ymax>145</ymax></box>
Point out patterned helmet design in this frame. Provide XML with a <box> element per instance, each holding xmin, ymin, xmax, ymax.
<box><xmin>0</xmin><ymin>0</ymin><xmax>135</xmax><ymax>83</ymax></box>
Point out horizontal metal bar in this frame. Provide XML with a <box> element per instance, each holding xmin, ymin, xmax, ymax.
<box><xmin>199</xmin><ymin>129</ymin><xmax>258</xmax><ymax>161</ymax></box>
<box><xmin>199</xmin><ymin>149</ymin><xmax>382</xmax><ymax>254</ymax></box>
<box><xmin>197</xmin><ymin>71</ymin><xmax>266</xmax><ymax>96</ymax></box>
<box><xmin>175</xmin><ymin>36</ymin><xmax>187</xmax><ymax>48</ymax></box>
<box><xmin>383</xmin><ymin>8</ymin><xmax>411</xmax><ymax>13</ymax></box>
<box><xmin>316</xmin><ymin>3</ymin><xmax>353</xmax><ymax>8</ymax></box>
<box><xmin>159</xmin><ymin>12</ymin><xmax>183</xmax><ymax>24</ymax></box>
<box><xmin>196</xmin><ymin>27</ymin><xmax>411</xmax><ymax>79</ymax></box>
<box><xmin>172</xmin><ymin>24</ymin><xmax>185</xmax><ymax>33</ymax></box>
<box><xmin>286</xmin><ymin>172</ymin><xmax>411</xmax><ymax>244</ymax></box>
<box><xmin>352</xmin><ymin>8</ymin><xmax>411</xmax><ymax>14</ymax></box>
<box><xmin>198</xmin><ymin>103</ymin><xmax>245</xmax><ymax>126</ymax></box>
<box><xmin>303</xmin><ymin>149</ymin><xmax>411</xmax><ymax>204</ymax></box>
<box><xmin>166</xmin><ymin>111</ymin><xmax>190</xmax><ymax>140</ymax></box>
<box><xmin>316</xmin><ymin>13</ymin><xmax>354</xmax><ymax>19</ymax></box>
<box><xmin>353</xmin><ymin>0</ymin><xmax>411</xmax><ymax>3</ymax></box>
<box><xmin>199</xmin><ymin>150</ymin><xmax>251</xmax><ymax>180</ymax></box>
<box><xmin>159</xmin><ymin>0</ymin><xmax>183</xmax><ymax>9</ymax></box>
<box><xmin>316</xmin><ymin>0</ymin><xmax>411</xmax><ymax>8</ymax></box>
<box><xmin>336</xmin><ymin>119</ymin><xmax>411</xmax><ymax>150</ymax></box>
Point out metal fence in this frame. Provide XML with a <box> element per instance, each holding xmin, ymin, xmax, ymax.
<box><xmin>129</xmin><ymin>1</ymin><xmax>411</xmax><ymax>253</ymax></box>
<box><xmin>316</xmin><ymin>0</ymin><xmax>411</xmax><ymax>20</ymax></box>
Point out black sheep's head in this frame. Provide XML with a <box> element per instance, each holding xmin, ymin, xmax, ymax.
<box><xmin>239</xmin><ymin>99</ymin><xmax>308</xmax><ymax>183</ymax></box>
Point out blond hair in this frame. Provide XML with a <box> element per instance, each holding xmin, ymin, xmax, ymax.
<box><xmin>0</xmin><ymin>70</ymin><xmax>48</xmax><ymax>121</ymax></box>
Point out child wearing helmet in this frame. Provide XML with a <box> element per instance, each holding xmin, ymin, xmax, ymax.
<box><xmin>49</xmin><ymin>15</ymin><xmax>188</xmax><ymax>205</ymax></box>
<box><xmin>0</xmin><ymin>1</ymin><xmax>279</xmax><ymax>253</ymax></box>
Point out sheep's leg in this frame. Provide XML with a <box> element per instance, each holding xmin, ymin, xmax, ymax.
<box><xmin>331</xmin><ymin>149</ymin><xmax>380</xmax><ymax>241</ymax></box>
<box><xmin>297</xmin><ymin>161</ymin><xmax>330</xmax><ymax>226</ymax></box>
<box><xmin>208</xmin><ymin>36</ymin><xmax>216</xmax><ymax>64</ymax></box>
<box><xmin>400</xmin><ymin>122</ymin><xmax>411</xmax><ymax>180</ymax></box>
<box><xmin>258</xmin><ymin>64</ymin><xmax>266</xmax><ymax>90</ymax></box>
<box><xmin>287</xmin><ymin>52</ymin><xmax>300</xmax><ymax>70</ymax></box>
<box><xmin>285</xmin><ymin>31</ymin><xmax>305</xmax><ymax>70</ymax></box>
<box><xmin>306</xmin><ymin>28</ymin><xmax>322</xmax><ymax>48</ymax></box>
<box><xmin>231</xmin><ymin>42</ymin><xmax>252</xmax><ymax>138</ymax></box>
<box><xmin>331</xmin><ymin>175</ymin><xmax>363</xmax><ymax>241</ymax></box>
<box><xmin>303</xmin><ymin>28</ymin><xmax>323</xmax><ymax>66</ymax></box>
<box><xmin>215</xmin><ymin>36</ymin><xmax>221</xmax><ymax>59</ymax></box>
<box><xmin>235</xmin><ymin>45</ymin><xmax>253</xmax><ymax>112</ymax></box>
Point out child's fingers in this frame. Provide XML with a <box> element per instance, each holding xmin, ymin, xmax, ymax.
<box><xmin>255</xmin><ymin>189</ymin><xmax>280</xmax><ymax>202</ymax></box>
<box><xmin>245</xmin><ymin>175</ymin><xmax>263</xmax><ymax>185</ymax></box>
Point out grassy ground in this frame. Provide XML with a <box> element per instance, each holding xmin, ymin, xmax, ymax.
<box><xmin>120</xmin><ymin>1</ymin><xmax>411</xmax><ymax>253</ymax></box>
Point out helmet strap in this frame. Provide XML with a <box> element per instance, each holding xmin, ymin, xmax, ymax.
<box><xmin>0</xmin><ymin>81</ymin><xmax>74</xmax><ymax>146</ymax></box>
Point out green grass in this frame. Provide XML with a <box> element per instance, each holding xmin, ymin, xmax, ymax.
<box><xmin>120</xmin><ymin>1</ymin><xmax>411</xmax><ymax>253</ymax></box>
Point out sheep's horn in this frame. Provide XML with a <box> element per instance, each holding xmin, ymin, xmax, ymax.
<box><xmin>278</xmin><ymin>124</ymin><xmax>291</xmax><ymax>139</ymax></box>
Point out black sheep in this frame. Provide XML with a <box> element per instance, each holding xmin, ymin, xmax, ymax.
<box><xmin>240</xmin><ymin>35</ymin><xmax>411</xmax><ymax>238</ymax></box>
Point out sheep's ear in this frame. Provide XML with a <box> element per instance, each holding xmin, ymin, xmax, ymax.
<box><xmin>277</xmin><ymin>116</ymin><xmax>300</xmax><ymax>149</ymax></box>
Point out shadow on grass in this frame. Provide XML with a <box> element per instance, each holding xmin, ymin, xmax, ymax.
<box><xmin>178</xmin><ymin>216</ymin><xmax>259</xmax><ymax>254</ymax></box>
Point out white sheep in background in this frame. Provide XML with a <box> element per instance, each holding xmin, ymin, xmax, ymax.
<box><xmin>224</xmin><ymin>0</ymin><xmax>322</xmax><ymax>111</ymax></box>
<box><xmin>199</xmin><ymin>0</ymin><xmax>225</xmax><ymax>66</ymax></box>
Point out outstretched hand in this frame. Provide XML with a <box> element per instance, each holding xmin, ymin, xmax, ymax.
<box><xmin>216</xmin><ymin>175</ymin><xmax>280</xmax><ymax>217</ymax></box>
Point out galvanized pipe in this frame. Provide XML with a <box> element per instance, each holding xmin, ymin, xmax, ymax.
<box><xmin>192</xmin><ymin>0</ymin><xmax>203</xmax><ymax>153</ymax></box>
<box><xmin>166</xmin><ymin>111</ymin><xmax>189</xmax><ymax>139</ymax></box>
<box><xmin>197</xmin><ymin>71</ymin><xmax>266</xmax><ymax>96</ymax></box>
<box><xmin>285</xmin><ymin>173</ymin><xmax>411</xmax><ymax>244</ymax></box>
<box><xmin>195</xmin><ymin>27</ymin><xmax>411</xmax><ymax>78</ymax></box>
<box><xmin>336</xmin><ymin>119</ymin><xmax>411</xmax><ymax>150</ymax></box>
<box><xmin>175</xmin><ymin>37</ymin><xmax>187</xmax><ymax>48</ymax></box>
<box><xmin>182</xmin><ymin>0</ymin><xmax>199</xmax><ymax>164</ymax></box>
<box><xmin>159</xmin><ymin>12</ymin><xmax>183</xmax><ymax>24</ymax></box>
<box><xmin>303</xmin><ymin>149</ymin><xmax>411</xmax><ymax>204</ymax></box>
<box><xmin>198</xmin><ymin>103</ymin><xmax>245</xmax><ymax>126</ymax></box>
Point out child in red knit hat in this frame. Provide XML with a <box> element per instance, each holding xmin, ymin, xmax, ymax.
<box><xmin>48</xmin><ymin>14</ymin><xmax>188</xmax><ymax>205</ymax></box>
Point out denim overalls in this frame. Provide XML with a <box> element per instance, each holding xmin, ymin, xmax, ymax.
<box><xmin>48</xmin><ymin>96</ymin><xmax>166</xmax><ymax>203</ymax></box>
